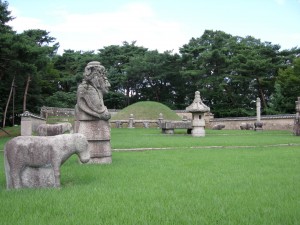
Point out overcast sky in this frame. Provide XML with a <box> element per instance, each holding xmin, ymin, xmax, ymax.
<box><xmin>7</xmin><ymin>0</ymin><xmax>300</xmax><ymax>54</ymax></box>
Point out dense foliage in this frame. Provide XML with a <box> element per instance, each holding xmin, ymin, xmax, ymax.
<box><xmin>1</xmin><ymin>1</ymin><xmax>300</xmax><ymax>126</ymax></box>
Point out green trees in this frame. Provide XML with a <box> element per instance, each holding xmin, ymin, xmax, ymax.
<box><xmin>0</xmin><ymin>1</ymin><xmax>59</xmax><ymax>126</ymax></box>
<box><xmin>98</xmin><ymin>43</ymin><xmax>184</xmax><ymax>109</ymax></box>
<box><xmin>180</xmin><ymin>30</ymin><xmax>300</xmax><ymax>117</ymax></box>
<box><xmin>271</xmin><ymin>58</ymin><xmax>300</xmax><ymax>113</ymax></box>
<box><xmin>125</xmin><ymin>50</ymin><xmax>183</xmax><ymax>109</ymax></box>
<box><xmin>47</xmin><ymin>50</ymin><xmax>101</xmax><ymax>108</ymax></box>
<box><xmin>98</xmin><ymin>41</ymin><xmax>148</xmax><ymax>108</ymax></box>
<box><xmin>1</xmin><ymin>0</ymin><xmax>300</xmax><ymax>126</ymax></box>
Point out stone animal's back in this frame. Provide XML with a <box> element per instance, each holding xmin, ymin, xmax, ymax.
<box><xmin>36</xmin><ymin>123</ymin><xmax>73</xmax><ymax>136</ymax></box>
<box><xmin>240</xmin><ymin>123</ymin><xmax>254</xmax><ymax>130</ymax></box>
<box><xmin>4</xmin><ymin>133</ymin><xmax>89</xmax><ymax>189</ymax></box>
<box><xmin>5</xmin><ymin>136</ymin><xmax>60</xmax><ymax>167</ymax></box>
<box><xmin>212</xmin><ymin>124</ymin><xmax>225</xmax><ymax>130</ymax></box>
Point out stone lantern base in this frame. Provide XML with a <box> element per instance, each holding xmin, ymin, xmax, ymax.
<box><xmin>191</xmin><ymin>127</ymin><xmax>206</xmax><ymax>137</ymax></box>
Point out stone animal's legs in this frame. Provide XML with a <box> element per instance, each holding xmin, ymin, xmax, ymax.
<box><xmin>53</xmin><ymin>165</ymin><xmax>61</xmax><ymax>188</ymax></box>
<box><xmin>10</xmin><ymin>167</ymin><xmax>22</xmax><ymax>189</ymax></box>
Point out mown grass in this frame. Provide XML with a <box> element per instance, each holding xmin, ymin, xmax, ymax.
<box><xmin>0</xmin><ymin>128</ymin><xmax>299</xmax><ymax>225</ymax></box>
<box><xmin>112</xmin><ymin>128</ymin><xmax>300</xmax><ymax>149</ymax></box>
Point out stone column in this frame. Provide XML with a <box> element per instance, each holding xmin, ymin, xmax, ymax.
<box><xmin>294</xmin><ymin>97</ymin><xmax>300</xmax><ymax>136</ymax></box>
<box><xmin>254</xmin><ymin>97</ymin><xmax>263</xmax><ymax>131</ymax></box>
<box><xmin>256</xmin><ymin>97</ymin><xmax>261</xmax><ymax>122</ymax></box>
<box><xmin>128</xmin><ymin>114</ymin><xmax>135</xmax><ymax>128</ymax></box>
<box><xmin>158</xmin><ymin>113</ymin><xmax>164</xmax><ymax>128</ymax></box>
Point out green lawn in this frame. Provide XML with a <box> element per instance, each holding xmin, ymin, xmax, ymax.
<box><xmin>0</xmin><ymin>128</ymin><xmax>299</xmax><ymax>225</ymax></box>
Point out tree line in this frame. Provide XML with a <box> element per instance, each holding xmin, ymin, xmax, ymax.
<box><xmin>1</xmin><ymin>1</ymin><xmax>300</xmax><ymax>126</ymax></box>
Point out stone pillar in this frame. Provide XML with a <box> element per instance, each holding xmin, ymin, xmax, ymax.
<box><xmin>158</xmin><ymin>113</ymin><xmax>164</xmax><ymax>128</ymax></box>
<box><xmin>128</xmin><ymin>114</ymin><xmax>135</xmax><ymax>128</ymax></box>
<box><xmin>76</xmin><ymin>61</ymin><xmax>112</xmax><ymax>164</ymax></box>
<box><xmin>293</xmin><ymin>97</ymin><xmax>300</xmax><ymax>136</ymax></box>
<box><xmin>256</xmin><ymin>97</ymin><xmax>261</xmax><ymax>122</ymax></box>
<box><xmin>254</xmin><ymin>97</ymin><xmax>263</xmax><ymax>131</ymax></box>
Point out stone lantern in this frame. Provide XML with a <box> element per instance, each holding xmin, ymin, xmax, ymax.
<box><xmin>186</xmin><ymin>91</ymin><xmax>210</xmax><ymax>137</ymax></box>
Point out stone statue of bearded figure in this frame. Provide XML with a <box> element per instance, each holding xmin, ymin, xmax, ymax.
<box><xmin>75</xmin><ymin>61</ymin><xmax>112</xmax><ymax>164</ymax></box>
<box><xmin>75</xmin><ymin>61</ymin><xmax>111</xmax><ymax>121</ymax></box>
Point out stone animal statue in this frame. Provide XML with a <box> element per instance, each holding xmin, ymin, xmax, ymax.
<box><xmin>4</xmin><ymin>133</ymin><xmax>90</xmax><ymax>189</ymax></box>
<box><xmin>36</xmin><ymin>123</ymin><xmax>73</xmax><ymax>136</ymax></box>
<box><xmin>212</xmin><ymin>124</ymin><xmax>225</xmax><ymax>130</ymax></box>
<box><xmin>240</xmin><ymin>123</ymin><xmax>254</xmax><ymax>130</ymax></box>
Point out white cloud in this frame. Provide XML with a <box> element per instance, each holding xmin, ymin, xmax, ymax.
<box><xmin>274</xmin><ymin>0</ymin><xmax>286</xmax><ymax>5</ymax></box>
<box><xmin>8</xmin><ymin>2</ymin><xmax>187</xmax><ymax>54</ymax></box>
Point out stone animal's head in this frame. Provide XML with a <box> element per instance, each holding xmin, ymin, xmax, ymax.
<box><xmin>65</xmin><ymin>123</ymin><xmax>73</xmax><ymax>134</ymax></box>
<box><xmin>83</xmin><ymin>61</ymin><xmax>111</xmax><ymax>94</ymax></box>
<box><xmin>74</xmin><ymin>133</ymin><xmax>90</xmax><ymax>163</ymax></box>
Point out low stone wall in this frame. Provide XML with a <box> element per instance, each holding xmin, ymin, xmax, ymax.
<box><xmin>110</xmin><ymin>120</ymin><xmax>160</xmax><ymax>128</ymax></box>
<box><xmin>20</xmin><ymin>111</ymin><xmax>46</xmax><ymax>136</ymax></box>
<box><xmin>40</xmin><ymin>106</ymin><xmax>75</xmax><ymax>118</ymax></box>
<box><xmin>208</xmin><ymin>114</ymin><xmax>295</xmax><ymax>131</ymax></box>
<box><xmin>39</xmin><ymin>107</ymin><xmax>296</xmax><ymax>131</ymax></box>
<box><xmin>40</xmin><ymin>106</ymin><xmax>119</xmax><ymax>118</ymax></box>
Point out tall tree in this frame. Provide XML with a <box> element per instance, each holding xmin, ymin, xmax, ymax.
<box><xmin>0</xmin><ymin>1</ymin><xmax>59</xmax><ymax>125</ymax></box>
<box><xmin>98</xmin><ymin>41</ymin><xmax>148</xmax><ymax>106</ymax></box>
<box><xmin>125</xmin><ymin>50</ymin><xmax>183</xmax><ymax>108</ymax></box>
<box><xmin>272</xmin><ymin>57</ymin><xmax>300</xmax><ymax>113</ymax></box>
<box><xmin>179</xmin><ymin>30</ymin><xmax>296</xmax><ymax>117</ymax></box>
<box><xmin>180</xmin><ymin>30</ymin><xmax>239</xmax><ymax>116</ymax></box>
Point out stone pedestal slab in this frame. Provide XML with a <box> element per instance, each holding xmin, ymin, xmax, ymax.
<box><xmin>77</xmin><ymin>120</ymin><xmax>111</xmax><ymax>164</ymax></box>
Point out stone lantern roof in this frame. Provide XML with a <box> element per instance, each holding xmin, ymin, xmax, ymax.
<box><xmin>186</xmin><ymin>91</ymin><xmax>210</xmax><ymax>113</ymax></box>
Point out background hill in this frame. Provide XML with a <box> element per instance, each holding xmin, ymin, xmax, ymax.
<box><xmin>111</xmin><ymin>101</ymin><xmax>181</xmax><ymax>121</ymax></box>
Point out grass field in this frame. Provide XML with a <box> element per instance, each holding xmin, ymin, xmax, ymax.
<box><xmin>0</xmin><ymin>128</ymin><xmax>299</xmax><ymax>225</ymax></box>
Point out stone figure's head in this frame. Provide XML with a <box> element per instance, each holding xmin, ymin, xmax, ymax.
<box><xmin>83</xmin><ymin>61</ymin><xmax>110</xmax><ymax>94</ymax></box>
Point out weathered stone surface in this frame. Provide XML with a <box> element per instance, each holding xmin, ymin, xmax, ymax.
<box><xmin>128</xmin><ymin>114</ymin><xmax>135</xmax><ymax>128</ymax></box>
<box><xmin>158</xmin><ymin>113</ymin><xmax>164</xmax><ymax>128</ymax></box>
<box><xmin>20</xmin><ymin>111</ymin><xmax>46</xmax><ymax>136</ymax></box>
<box><xmin>254</xmin><ymin>121</ymin><xmax>263</xmax><ymax>131</ymax></box>
<box><xmin>240</xmin><ymin>123</ymin><xmax>254</xmax><ymax>130</ymax></box>
<box><xmin>161</xmin><ymin>121</ymin><xmax>192</xmax><ymax>134</ymax></box>
<box><xmin>4</xmin><ymin>133</ymin><xmax>89</xmax><ymax>189</ymax></box>
<box><xmin>21</xmin><ymin>120</ymin><xmax>34</xmax><ymax>136</ymax></box>
<box><xmin>77</xmin><ymin>120</ymin><xmax>110</xmax><ymax>140</ymax></box>
<box><xmin>22</xmin><ymin>167</ymin><xmax>55</xmax><ymax>188</ymax></box>
<box><xmin>75</xmin><ymin>61</ymin><xmax>112</xmax><ymax>164</ymax></box>
<box><xmin>115</xmin><ymin>121</ymin><xmax>123</xmax><ymax>128</ymax></box>
<box><xmin>75</xmin><ymin>61</ymin><xmax>111</xmax><ymax>121</ymax></box>
<box><xmin>186</xmin><ymin>91</ymin><xmax>210</xmax><ymax>137</ymax></box>
<box><xmin>87</xmin><ymin>140</ymin><xmax>111</xmax><ymax>158</ymax></box>
<box><xmin>36</xmin><ymin>123</ymin><xmax>73</xmax><ymax>136</ymax></box>
<box><xmin>186</xmin><ymin>91</ymin><xmax>210</xmax><ymax>113</ymax></box>
<box><xmin>255</xmin><ymin>97</ymin><xmax>263</xmax><ymax>131</ymax></box>
<box><xmin>294</xmin><ymin>97</ymin><xmax>300</xmax><ymax>136</ymax></box>
<box><xmin>212</xmin><ymin>124</ymin><xmax>225</xmax><ymax>130</ymax></box>
<box><xmin>161</xmin><ymin>121</ymin><xmax>192</xmax><ymax>129</ymax></box>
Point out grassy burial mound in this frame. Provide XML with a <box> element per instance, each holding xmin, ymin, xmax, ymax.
<box><xmin>111</xmin><ymin>101</ymin><xmax>181</xmax><ymax>121</ymax></box>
